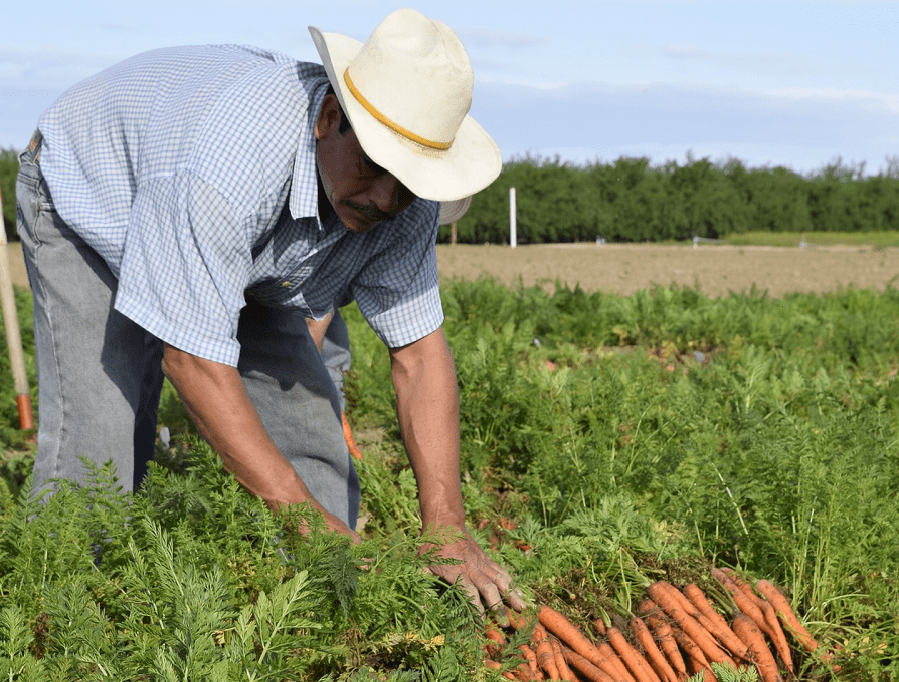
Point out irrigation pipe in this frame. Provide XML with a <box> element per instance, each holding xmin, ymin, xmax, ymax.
<box><xmin>0</xmin><ymin>188</ymin><xmax>34</xmax><ymax>430</ymax></box>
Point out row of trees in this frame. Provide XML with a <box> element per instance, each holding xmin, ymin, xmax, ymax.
<box><xmin>1</xmin><ymin>150</ymin><xmax>18</xmax><ymax>242</ymax></box>
<box><xmin>442</xmin><ymin>155</ymin><xmax>899</xmax><ymax>244</ymax></box>
<box><xmin>4</xmin><ymin>148</ymin><xmax>899</xmax><ymax>244</ymax></box>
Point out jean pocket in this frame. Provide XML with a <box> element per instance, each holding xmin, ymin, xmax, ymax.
<box><xmin>16</xmin><ymin>176</ymin><xmax>56</xmax><ymax>249</ymax></box>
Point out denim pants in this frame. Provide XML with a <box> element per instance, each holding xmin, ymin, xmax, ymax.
<box><xmin>15</xmin><ymin>134</ymin><xmax>359</xmax><ymax>528</ymax></box>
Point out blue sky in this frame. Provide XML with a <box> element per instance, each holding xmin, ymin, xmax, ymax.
<box><xmin>2</xmin><ymin>1</ymin><xmax>896</xmax><ymax>175</ymax></box>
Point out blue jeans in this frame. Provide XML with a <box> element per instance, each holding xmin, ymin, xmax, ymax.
<box><xmin>15</xmin><ymin>134</ymin><xmax>359</xmax><ymax>528</ymax></box>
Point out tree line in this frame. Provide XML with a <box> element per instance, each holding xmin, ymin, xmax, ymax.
<box><xmin>4</xmin><ymin>148</ymin><xmax>899</xmax><ymax>244</ymax></box>
<box><xmin>441</xmin><ymin>154</ymin><xmax>899</xmax><ymax>244</ymax></box>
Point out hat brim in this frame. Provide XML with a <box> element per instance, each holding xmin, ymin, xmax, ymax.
<box><xmin>438</xmin><ymin>195</ymin><xmax>471</xmax><ymax>225</ymax></box>
<box><xmin>309</xmin><ymin>26</ymin><xmax>502</xmax><ymax>203</ymax></box>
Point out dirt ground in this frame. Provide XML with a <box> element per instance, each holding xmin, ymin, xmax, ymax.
<box><xmin>436</xmin><ymin>243</ymin><xmax>899</xmax><ymax>297</ymax></box>
<box><xmin>7</xmin><ymin>241</ymin><xmax>899</xmax><ymax>297</ymax></box>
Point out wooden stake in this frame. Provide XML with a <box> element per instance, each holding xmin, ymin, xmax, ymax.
<box><xmin>0</xmin><ymin>189</ymin><xmax>34</xmax><ymax>430</ymax></box>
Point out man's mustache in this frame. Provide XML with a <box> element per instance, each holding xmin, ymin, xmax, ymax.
<box><xmin>343</xmin><ymin>200</ymin><xmax>395</xmax><ymax>224</ymax></box>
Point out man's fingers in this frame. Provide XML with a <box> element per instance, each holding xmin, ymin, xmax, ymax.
<box><xmin>481</xmin><ymin>564</ymin><xmax>528</xmax><ymax>613</ymax></box>
<box><xmin>421</xmin><ymin>530</ymin><xmax>528</xmax><ymax>616</ymax></box>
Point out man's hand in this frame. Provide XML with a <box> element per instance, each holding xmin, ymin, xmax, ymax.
<box><xmin>389</xmin><ymin>330</ymin><xmax>527</xmax><ymax>618</ymax></box>
<box><xmin>422</xmin><ymin>526</ymin><xmax>527</xmax><ymax>620</ymax></box>
<box><xmin>281</xmin><ymin>503</ymin><xmax>361</xmax><ymax>543</ymax></box>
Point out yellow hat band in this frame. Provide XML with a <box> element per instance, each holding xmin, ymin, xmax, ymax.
<box><xmin>344</xmin><ymin>69</ymin><xmax>453</xmax><ymax>151</ymax></box>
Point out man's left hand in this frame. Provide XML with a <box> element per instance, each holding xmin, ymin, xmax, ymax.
<box><xmin>422</xmin><ymin>527</ymin><xmax>527</xmax><ymax>621</ymax></box>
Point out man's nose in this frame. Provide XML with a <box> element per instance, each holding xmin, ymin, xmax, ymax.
<box><xmin>369</xmin><ymin>173</ymin><xmax>409</xmax><ymax>216</ymax></box>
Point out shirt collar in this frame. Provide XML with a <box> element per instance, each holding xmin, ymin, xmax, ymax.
<box><xmin>289</xmin><ymin>73</ymin><xmax>330</xmax><ymax>227</ymax></box>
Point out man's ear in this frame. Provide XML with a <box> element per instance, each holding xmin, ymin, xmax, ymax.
<box><xmin>314</xmin><ymin>94</ymin><xmax>342</xmax><ymax>141</ymax></box>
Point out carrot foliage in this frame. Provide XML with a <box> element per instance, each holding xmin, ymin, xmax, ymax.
<box><xmin>1</xmin><ymin>279</ymin><xmax>899</xmax><ymax>678</ymax></box>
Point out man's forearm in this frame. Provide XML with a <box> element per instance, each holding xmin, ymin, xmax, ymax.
<box><xmin>161</xmin><ymin>344</ymin><xmax>345</xmax><ymax>524</ymax></box>
<box><xmin>389</xmin><ymin>329</ymin><xmax>466</xmax><ymax>530</ymax></box>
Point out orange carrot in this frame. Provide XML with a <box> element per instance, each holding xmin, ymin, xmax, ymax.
<box><xmin>520</xmin><ymin>644</ymin><xmax>541</xmax><ymax>677</ymax></box>
<box><xmin>721</xmin><ymin>570</ymin><xmax>792</xmax><ymax>668</ymax></box>
<box><xmin>718</xmin><ymin>570</ymin><xmax>795</xmax><ymax>670</ymax></box>
<box><xmin>755</xmin><ymin>579</ymin><xmax>820</xmax><ymax>654</ymax></box>
<box><xmin>752</xmin><ymin>593</ymin><xmax>793</xmax><ymax>671</ymax></box>
<box><xmin>669</xmin><ymin>623</ymin><xmax>711</xmax><ymax>671</ymax></box>
<box><xmin>630</xmin><ymin>617</ymin><xmax>679</xmax><ymax>682</ymax></box>
<box><xmin>538</xmin><ymin>605</ymin><xmax>615</xmax><ymax>674</ymax></box>
<box><xmin>551</xmin><ymin>637</ymin><xmax>575</xmax><ymax>681</ymax></box>
<box><xmin>644</xmin><ymin>612</ymin><xmax>687</xmax><ymax>679</ymax></box>
<box><xmin>600</xmin><ymin>640</ymin><xmax>638</xmax><ymax>682</ymax></box>
<box><xmin>732</xmin><ymin>613</ymin><xmax>783</xmax><ymax>682</ymax></box>
<box><xmin>511</xmin><ymin>659</ymin><xmax>542</xmax><ymax>681</ymax></box>
<box><xmin>519</xmin><ymin>664</ymin><xmax>543</xmax><ymax>681</ymax></box>
<box><xmin>652</xmin><ymin>581</ymin><xmax>700</xmax><ymax>616</ymax></box>
<box><xmin>647</xmin><ymin>582</ymin><xmax>733</xmax><ymax>666</ymax></box>
<box><xmin>638</xmin><ymin>598</ymin><xmax>662</xmax><ymax>618</ymax></box>
<box><xmin>684</xmin><ymin>653</ymin><xmax>715</xmax><ymax>682</ymax></box>
<box><xmin>682</xmin><ymin>583</ymin><xmax>751</xmax><ymax>662</ymax></box>
<box><xmin>532</xmin><ymin>625</ymin><xmax>560</xmax><ymax>680</ymax></box>
<box><xmin>562</xmin><ymin>646</ymin><xmax>618</xmax><ymax>682</ymax></box>
<box><xmin>712</xmin><ymin>570</ymin><xmax>773</xmax><ymax>632</ymax></box>
<box><xmin>607</xmin><ymin>626</ymin><xmax>662</xmax><ymax>682</ymax></box>
<box><xmin>341</xmin><ymin>411</ymin><xmax>363</xmax><ymax>459</ymax></box>
<box><xmin>594</xmin><ymin>617</ymin><xmax>608</xmax><ymax>637</ymax></box>
<box><xmin>486</xmin><ymin>625</ymin><xmax>506</xmax><ymax>658</ymax></box>
<box><xmin>507</xmin><ymin>607</ymin><xmax>528</xmax><ymax>631</ymax></box>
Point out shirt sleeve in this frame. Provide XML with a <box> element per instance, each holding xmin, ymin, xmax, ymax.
<box><xmin>350</xmin><ymin>200</ymin><xmax>444</xmax><ymax>348</ymax></box>
<box><xmin>115</xmin><ymin>171</ymin><xmax>253</xmax><ymax>366</ymax></box>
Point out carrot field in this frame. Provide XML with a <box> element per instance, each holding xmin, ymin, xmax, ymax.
<box><xmin>1</xmin><ymin>262</ymin><xmax>898</xmax><ymax>679</ymax></box>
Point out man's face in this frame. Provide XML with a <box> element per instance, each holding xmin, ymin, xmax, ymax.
<box><xmin>315</xmin><ymin>94</ymin><xmax>416</xmax><ymax>233</ymax></box>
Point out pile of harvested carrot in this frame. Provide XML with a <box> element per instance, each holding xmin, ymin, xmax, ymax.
<box><xmin>485</xmin><ymin>567</ymin><xmax>829</xmax><ymax>682</ymax></box>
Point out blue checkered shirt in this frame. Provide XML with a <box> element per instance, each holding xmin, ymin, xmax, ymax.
<box><xmin>36</xmin><ymin>44</ymin><xmax>443</xmax><ymax>366</ymax></box>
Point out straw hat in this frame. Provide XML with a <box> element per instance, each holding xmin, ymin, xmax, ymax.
<box><xmin>309</xmin><ymin>8</ymin><xmax>501</xmax><ymax>218</ymax></box>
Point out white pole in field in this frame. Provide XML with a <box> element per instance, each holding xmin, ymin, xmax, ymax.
<box><xmin>0</xmin><ymin>189</ymin><xmax>34</xmax><ymax>430</ymax></box>
<box><xmin>509</xmin><ymin>187</ymin><xmax>517</xmax><ymax>249</ymax></box>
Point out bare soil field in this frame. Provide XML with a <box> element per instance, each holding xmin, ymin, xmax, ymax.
<box><xmin>436</xmin><ymin>243</ymin><xmax>899</xmax><ymax>297</ymax></box>
<box><xmin>8</xmin><ymin>241</ymin><xmax>899</xmax><ymax>298</ymax></box>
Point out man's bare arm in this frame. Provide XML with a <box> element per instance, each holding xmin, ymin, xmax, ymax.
<box><xmin>161</xmin><ymin>343</ymin><xmax>358</xmax><ymax>539</ymax></box>
<box><xmin>389</xmin><ymin>328</ymin><xmax>525</xmax><ymax>615</ymax></box>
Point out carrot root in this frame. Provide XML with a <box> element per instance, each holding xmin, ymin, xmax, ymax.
<box><xmin>607</xmin><ymin>626</ymin><xmax>662</xmax><ymax>682</ymax></box>
<box><xmin>732</xmin><ymin>613</ymin><xmax>783</xmax><ymax>682</ymax></box>
<box><xmin>648</xmin><ymin>581</ymin><xmax>734</xmax><ymax>666</ymax></box>
<box><xmin>341</xmin><ymin>411</ymin><xmax>363</xmax><ymax>459</ymax></box>
<box><xmin>631</xmin><ymin>617</ymin><xmax>679</xmax><ymax>682</ymax></box>
<box><xmin>681</xmin><ymin>583</ymin><xmax>752</xmax><ymax>663</ymax></box>
<box><xmin>538</xmin><ymin>605</ymin><xmax>611</xmax><ymax>673</ymax></box>
<box><xmin>644</xmin><ymin>612</ymin><xmax>687</xmax><ymax>679</ymax></box>
<box><xmin>755</xmin><ymin>578</ymin><xmax>820</xmax><ymax>654</ymax></box>
<box><xmin>551</xmin><ymin>636</ymin><xmax>575</xmax><ymax>681</ymax></box>
<box><xmin>562</xmin><ymin>646</ymin><xmax>618</xmax><ymax>682</ymax></box>
<box><xmin>532</xmin><ymin>625</ymin><xmax>560</xmax><ymax>680</ymax></box>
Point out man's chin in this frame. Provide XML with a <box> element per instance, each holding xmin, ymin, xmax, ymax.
<box><xmin>339</xmin><ymin>208</ymin><xmax>385</xmax><ymax>233</ymax></box>
<box><xmin>341</xmin><ymin>218</ymin><xmax>375</xmax><ymax>234</ymax></box>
